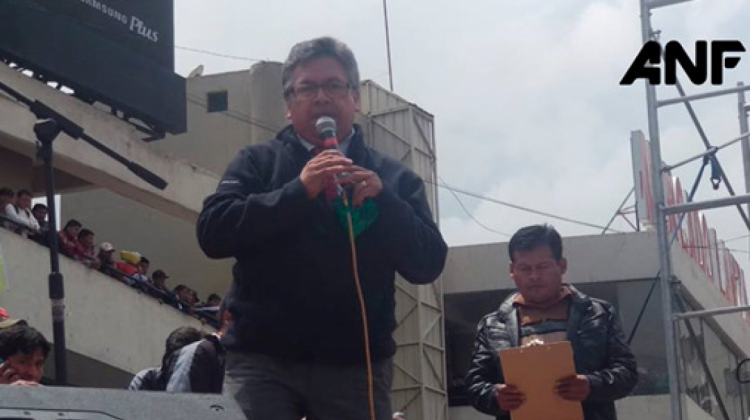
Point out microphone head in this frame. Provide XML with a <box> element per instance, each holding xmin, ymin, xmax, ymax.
<box><xmin>315</xmin><ymin>116</ymin><xmax>337</xmax><ymax>143</ymax></box>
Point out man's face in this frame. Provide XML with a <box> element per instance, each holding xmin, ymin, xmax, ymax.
<box><xmin>6</xmin><ymin>349</ymin><xmax>46</xmax><ymax>383</ymax></box>
<box><xmin>153</xmin><ymin>276</ymin><xmax>166</xmax><ymax>288</ymax></box>
<box><xmin>139</xmin><ymin>262</ymin><xmax>149</xmax><ymax>275</ymax></box>
<box><xmin>81</xmin><ymin>234</ymin><xmax>94</xmax><ymax>247</ymax></box>
<box><xmin>100</xmin><ymin>249</ymin><xmax>114</xmax><ymax>262</ymax></box>
<box><xmin>510</xmin><ymin>246</ymin><xmax>567</xmax><ymax>305</ymax></box>
<box><xmin>16</xmin><ymin>195</ymin><xmax>31</xmax><ymax>210</ymax></box>
<box><xmin>32</xmin><ymin>208</ymin><xmax>47</xmax><ymax>223</ymax></box>
<box><xmin>66</xmin><ymin>225</ymin><xmax>80</xmax><ymax>238</ymax></box>
<box><xmin>178</xmin><ymin>289</ymin><xmax>191</xmax><ymax>302</ymax></box>
<box><xmin>286</xmin><ymin>57</ymin><xmax>359</xmax><ymax>145</ymax></box>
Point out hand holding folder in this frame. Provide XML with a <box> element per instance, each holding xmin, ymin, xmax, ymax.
<box><xmin>498</xmin><ymin>341</ymin><xmax>584</xmax><ymax>420</ymax></box>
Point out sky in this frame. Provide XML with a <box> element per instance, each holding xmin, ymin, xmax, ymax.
<box><xmin>173</xmin><ymin>0</ymin><xmax>750</xmax><ymax>292</ymax></box>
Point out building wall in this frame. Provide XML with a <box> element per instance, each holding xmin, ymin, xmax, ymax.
<box><xmin>0</xmin><ymin>229</ymin><xmax>208</xmax><ymax>387</ymax></box>
<box><xmin>0</xmin><ymin>146</ymin><xmax>33</xmax><ymax>191</ymax></box>
<box><xmin>60</xmin><ymin>64</ymin><xmax>288</xmax><ymax>300</ymax></box>
<box><xmin>152</xmin><ymin>63</ymin><xmax>287</xmax><ymax>174</ymax></box>
<box><xmin>443</xmin><ymin>232</ymin><xmax>661</xmax><ymax>295</ymax></box>
<box><xmin>0</xmin><ymin>62</ymin><xmax>219</xmax><ymax>223</ymax></box>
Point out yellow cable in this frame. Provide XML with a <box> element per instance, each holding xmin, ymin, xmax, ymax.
<box><xmin>342</xmin><ymin>194</ymin><xmax>377</xmax><ymax>420</ymax></box>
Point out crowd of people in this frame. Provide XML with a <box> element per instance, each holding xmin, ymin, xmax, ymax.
<box><xmin>0</xmin><ymin>186</ymin><xmax>222</xmax><ymax>328</ymax></box>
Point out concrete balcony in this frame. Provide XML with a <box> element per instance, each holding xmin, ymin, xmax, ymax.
<box><xmin>0</xmin><ymin>62</ymin><xmax>219</xmax><ymax>223</ymax></box>
<box><xmin>0</xmin><ymin>229</ymin><xmax>209</xmax><ymax>388</ymax></box>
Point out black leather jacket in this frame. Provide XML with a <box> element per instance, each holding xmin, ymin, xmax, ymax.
<box><xmin>465</xmin><ymin>285</ymin><xmax>637</xmax><ymax>420</ymax></box>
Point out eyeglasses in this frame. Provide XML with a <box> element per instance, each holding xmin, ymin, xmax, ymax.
<box><xmin>289</xmin><ymin>81</ymin><xmax>352</xmax><ymax>100</ymax></box>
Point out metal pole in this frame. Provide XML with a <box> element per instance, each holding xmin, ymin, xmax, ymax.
<box><xmin>666</xmin><ymin>75</ymin><xmax>750</xmax><ymax>231</ymax></box>
<box><xmin>382</xmin><ymin>0</ymin><xmax>395</xmax><ymax>92</ymax></box>
<box><xmin>661</xmin><ymin>132</ymin><xmax>749</xmax><ymax>172</ymax></box>
<box><xmin>674</xmin><ymin>304</ymin><xmax>750</xmax><ymax>321</ymax></box>
<box><xmin>658</xmin><ymin>83</ymin><xmax>750</xmax><ymax>107</ymax></box>
<box><xmin>34</xmin><ymin>119</ymin><xmax>67</xmax><ymax>385</ymax></box>
<box><xmin>663</xmin><ymin>193</ymin><xmax>750</xmax><ymax>215</ymax></box>
<box><xmin>639</xmin><ymin>3</ymin><xmax>682</xmax><ymax>420</ymax></box>
<box><xmin>738</xmin><ymin>82</ymin><xmax>750</xmax><ymax>259</ymax></box>
<box><xmin>601</xmin><ymin>188</ymin><xmax>634</xmax><ymax>234</ymax></box>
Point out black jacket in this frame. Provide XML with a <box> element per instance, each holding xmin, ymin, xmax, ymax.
<box><xmin>197</xmin><ymin>125</ymin><xmax>447</xmax><ymax>365</ymax></box>
<box><xmin>465</xmin><ymin>285</ymin><xmax>638</xmax><ymax>420</ymax></box>
<box><xmin>129</xmin><ymin>335</ymin><xmax>225</xmax><ymax>394</ymax></box>
<box><xmin>166</xmin><ymin>335</ymin><xmax>226</xmax><ymax>394</ymax></box>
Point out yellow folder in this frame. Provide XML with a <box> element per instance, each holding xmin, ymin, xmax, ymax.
<box><xmin>498</xmin><ymin>341</ymin><xmax>583</xmax><ymax>420</ymax></box>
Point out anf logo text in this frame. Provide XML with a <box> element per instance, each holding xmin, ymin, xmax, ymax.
<box><xmin>620</xmin><ymin>40</ymin><xmax>746</xmax><ymax>86</ymax></box>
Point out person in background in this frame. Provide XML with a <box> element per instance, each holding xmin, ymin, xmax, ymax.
<box><xmin>187</xmin><ymin>288</ymin><xmax>200</xmax><ymax>307</ymax></box>
<box><xmin>165</xmin><ymin>301</ymin><xmax>232</xmax><ymax>393</ymax></box>
<box><xmin>147</xmin><ymin>269</ymin><xmax>180</xmax><ymax>306</ymax></box>
<box><xmin>31</xmin><ymin>203</ymin><xmax>48</xmax><ymax>233</ymax></box>
<box><xmin>150</xmin><ymin>269</ymin><xmax>170</xmax><ymax>292</ymax></box>
<box><xmin>137</xmin><ymin>257</ymin><xmax>151</xmax><ymax>280</ymax></box>
<box><xmin>58</xmin><ymin>219</ymin><xmax>82</xmax><ymax>258</ymax></box>
<box><xmin>204</xmin><ymin>293</ymin><xmax>222</xmax><ymax>308</ymax></box>
<box><xmin>4</xmin><ymin>189</ymin><xmax>40</xmax><ymax>233</ymax></box>
<box><xmin>465</xmin><ymin>225</ymin><xmax>637</xmax><ymax>420</ymax></box>
<box><xmin>0</xmin><ymin>324</ymin><xmax>50</xmax><ymax>387</ymax></box>
<box><xmin>30</xmin><ymin>203</ymin><xmax>49</xmax><ymax>245</ymax></box>
<box><xmin>97</xmin><ymin>242</ymin><xmax>118</xmax><ymax>277</ymax></box>
<box><xmin>115</xmin><ymin>251</ymin><xmax>143</xmax><ymax>286</ymax></box>
<box><xmin>129</xmin><ymin>326</ymin><xmax>205</xmax><ymax>391</ymax></box>
<box><xmin>75</xmin><ymin>228</ymin><xmax>100</xmax><ymax>269</ymax></box>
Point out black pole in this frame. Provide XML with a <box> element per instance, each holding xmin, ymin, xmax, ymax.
<box><xmin>0</xmin><ymin>79</ymin><xmax>167</xmax><ymax>385</ymax></box>
<box><xmin>34</xmin><ymin>118</ymin><xmax>67</xmax><ymax>385</ymax></box>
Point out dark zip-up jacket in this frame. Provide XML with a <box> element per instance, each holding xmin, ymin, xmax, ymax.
<box><xmin>465</xmin><ymin>285</ymin><xmax>638</xmax><ymax>420</ymax></box>
<box><xmin>166</xmin><ymin>335</ymin><xmax>226</xmax><ymax>394</ymax></box>
<box><xmin>129</xmin><ymin>335</ymin><xmax>225</xmax><ymax>394</ymax></box>
<box><xmin>197</xmin><ymin>125</ymin><xmax>447</xmax><ymax>365</ymax></box>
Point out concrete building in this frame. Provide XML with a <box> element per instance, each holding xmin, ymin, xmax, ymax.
<box><xmin>0</xmin><ymin>61</ymin><xmax>214</xmax><ymax>387</ymax></box>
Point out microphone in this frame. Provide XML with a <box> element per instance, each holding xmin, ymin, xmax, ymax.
<box><xmin>315</xmin><ymin>116</ymin><xmax>339</xmax><ymax>150</ymax></box>
<box><xmin>315</xmin><ymin>116</ymin><xmax>344</xmax><ymax>198</ymax></box>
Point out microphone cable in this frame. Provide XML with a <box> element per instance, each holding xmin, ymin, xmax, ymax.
<box><xmin>340</xmin><ymin>191</ymin><xmax>378</xmax><ymax>420</ymax></box>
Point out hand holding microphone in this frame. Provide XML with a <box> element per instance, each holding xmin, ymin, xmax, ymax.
<box><xmin>306</xmin><ymin>116</ymin><xmax>383</xmax><ymax>206</ymax></box>
<box><xmin>300</xmin><ymin>117</ymin><xmax>352</xmax><ymax>200</ymax></box>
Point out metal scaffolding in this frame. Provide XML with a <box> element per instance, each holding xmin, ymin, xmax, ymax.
<box><xmin>637</xmin><ymin>1</ymin><xmax>750</xmax><ymax>420</ymax></box>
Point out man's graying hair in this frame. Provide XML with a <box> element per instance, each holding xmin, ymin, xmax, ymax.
<box><xmin>282</xmin><ymin>37</ymin><xmax>360</xmax><ymax>98</ymax></box>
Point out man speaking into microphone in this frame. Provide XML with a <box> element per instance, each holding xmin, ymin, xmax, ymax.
<box><xmin>197</xmin><ymin>37</ymin><xmax>448</xmax><ymax>420</ymax></box>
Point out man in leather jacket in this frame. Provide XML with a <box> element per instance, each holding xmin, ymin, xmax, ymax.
<box><xmin>465</xmin><ymin>224</ymin><xmax>637</xmax><ymax>420</ymax></box>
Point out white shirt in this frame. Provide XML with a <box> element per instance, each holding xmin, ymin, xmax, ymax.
<box><xmin>298</xmin><ymin>129</ymin><xmax>355</xmax><ymax>157</ymax></box>
<box><xmin>4</xmin><ymin>203</ymin><xmax>40</xmax><ymax>231</ymax></box>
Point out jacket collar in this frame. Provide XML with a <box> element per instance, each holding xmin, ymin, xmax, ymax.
<box><xmin>277</xmin><ymin>124</ymin><xmax>368</xmax><ymax>165</ymax></box>
<box><xmin>496</xmin><ymin>284</ymin><xmax>592</xmax><ymax>317</ymax></box>
<box><xmin>495</xmin><ymin>284</ymin><xmax>593</xmax><ymax>349</ymax></box>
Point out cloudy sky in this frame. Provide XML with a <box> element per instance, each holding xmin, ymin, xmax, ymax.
<box><xmin>174</xmin><ymin>0</ymin><xmax>750</xmax><ymax>285</ymax></box>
